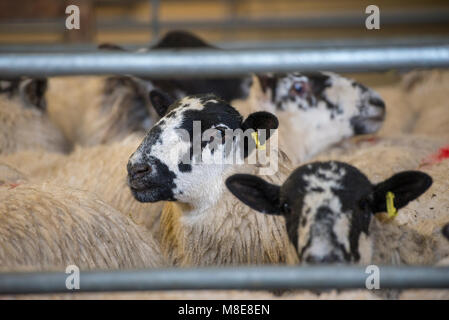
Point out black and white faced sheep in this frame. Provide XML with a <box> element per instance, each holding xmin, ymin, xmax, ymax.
<box><xmin>239</xmin><ymin>72</ymin><xmax>386</xmax><ymax>164</ymax></box>
<box><xmin>127</xmin><ymin>92</ymin><xmax>298</xmax><ymax>266</ymax></box>
<box><xmin>0</xmin><ymin>77</ymin><xmax>69</xmax><ymax>154</ymax></box>
<box><xmin>148</xmin><ymin>32</ymin><xmax>386</xmax><ymax>165</ymax></box>
<box><xmin>226</xmin><ymin>161</ymin><xmax>432</xmax><ymax>265</ymax></box>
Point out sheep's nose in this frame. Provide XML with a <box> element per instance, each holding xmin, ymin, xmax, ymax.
<box><xmin>128</xmin><ymin>162</ymin><xmax>151</xmax><ymax>179</ymax></box>
<box><xmin>369</xmin><ymin>96</ymin><xmax>385</xmax><ymax>110</ymax></box>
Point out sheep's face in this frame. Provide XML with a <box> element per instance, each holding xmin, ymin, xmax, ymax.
<box><xmin>0</xmin><ymin>77</ymin><xmax>47</xmax><ymax>111</ymax></box>
<box><xmin>226</xmin><ymin>161</ymin><xmax>432</xmax><ymax>265</ymax></box>
<box><xmin>128</xmin><ymin>92</ymin><xmax>278</xmax><ymax>204</ymax></box>
<box><xmin>258</xmin><ymin>72</ymin><xmax>385</xmax><ymax>151</ymax></box>
<box><xmin>101</xmin><ymin>76</ymin><xmax>159</xmax><ymax>134</ymax></box>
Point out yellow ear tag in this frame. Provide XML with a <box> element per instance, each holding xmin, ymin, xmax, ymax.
<box><xmin>386</xmin><ymin>191</ymin><xmax>398</xmax><ymax>219</ymax></box>
<box><xmin>251</xmin><ymin>132</ymin><xmax>266</xmax><ymax>150</ymax></box>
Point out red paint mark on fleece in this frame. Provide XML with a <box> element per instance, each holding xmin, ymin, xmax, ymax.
<box><xmin>356</xmin><ymin>136</ymin><xmax>379</xmax><ymax>146</ymax></box>
<box><xmin>420</xmin><ymin>145</ymin><xmax>449</xmax><ymax>167</ymax></box>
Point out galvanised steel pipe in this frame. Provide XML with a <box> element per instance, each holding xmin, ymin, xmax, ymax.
<box><xmin>0</xmin><ymin>45</ymin><xmax>448</xmax><ymax>78</ymax></box>
<box><xmin>0</xmin><ymin>266</ymin><xmax>448</xmax><ymax>294</ymax></box>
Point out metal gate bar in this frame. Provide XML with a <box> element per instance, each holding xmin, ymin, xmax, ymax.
<box><xmin>0</xmin><ymin>45</ymin><xmax>448</xmax><ymax>77</ymax></box>
<box><xmin>0</xmin><ymin>266</ymin><xmax>448</xmax><ymax>294</ymax></box>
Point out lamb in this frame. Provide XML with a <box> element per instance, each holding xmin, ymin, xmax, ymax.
<box><xmin>225</xmin><ymin>161</ymin><xmax>446</xmax><ymax>266</ymax></box>
<box><xmin>0</xmin><ymin>180</ymin><xmax>166</xmax><ymax>272</ymax></box>
<box><xmin>127</xmin><ymin>92</ymin><xmax>299</xmax><ymax>266</ymax></box>
<box><xmin>0</xmin><ymin>77</ymin><xmax>69</xmax><ymax>155</ymax></box>
<box><xmin>312</xmin><ymin>139</ymin><xmax>449</xmax><ymax>266</ymax></box>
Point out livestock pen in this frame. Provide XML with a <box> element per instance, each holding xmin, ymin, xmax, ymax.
<box><xmin>0</xmin><ymin>0</ymin><xmax>448</xmax><ymax>301</ymax></box>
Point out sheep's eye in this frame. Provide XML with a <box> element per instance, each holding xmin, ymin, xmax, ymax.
<box><xmin>282</xmin><ymin>202</ymin><xmax>291</xmax><ymax>214</ymax></box>
<box><xmin>216</xmin><ymin>126</ymin><xmax>227</xmax><ymax>135</ymax></box>
<box><xmin>290</xmin><ymin>81</ymin><xmax>307</xmax><ymax>96</ymax></box>
<box><xmin>209</xmin><ymin>127</ymin><xmax>226</xmax><ymax>144</ymax></box>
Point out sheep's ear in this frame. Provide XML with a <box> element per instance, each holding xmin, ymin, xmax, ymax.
<box><xmin>226</xmin><ymin>174</ymin><xmax>281</xmax><ymax>215</ymax></box>
<box><xmin>241</xmin><ymin>111</ymin><xmax>278</xmax><ymax>157</ymax></box>
<box><xmin>371</xmin><ymin>171</ymin><xmax>432</xmax><ymax>214</ymax></box>
<box><xmin>19</xmin><ymin>78</ymin><xmax>48</xmax><ymax>111</ymax></box>
<box><xmin>98</xmin><ymin>43</ymin><xmax>126</xmax><ymax>51</ymax></box>
<box><xmin>242</xmin><ymin>111</ymin><xmax>279</xmax><ymax>135</ymax></box>
<box><xmin>442</xmin><ymin>224</ymin><xmax>449</xmax><ymax>242</ymax></box>
<box><xmin>149</xmin><ymin>90</ymin><xmax>174</xmax><ymax>117</ymax></box>
<box><xmin>256</xmin><ymin>74</ymin><xmax>277</xmax><ymax>94</ymax></box>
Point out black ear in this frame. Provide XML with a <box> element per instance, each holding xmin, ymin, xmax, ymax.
<box><xmin>442</xmin><ymin>224</ymin><xmax>449</xmax><ymax>242</ymax></box>
<box><xmin>256</xmin><ymin>74</ymin><xmax>277</xmax><ymax>94</ymax></box>
<box><xmin>98</xmin><ymin>43</ymin><xmax>126</xmax><ymax>51</ymax></box>
<box><xmin>371</xmin><ymin>171</ymin><xmax>432</xmax><ymax>214</ymax></box>
<box><xmin>152</xmin><ymin>30</ymin><xmax>214</xmax><ymax>49</ymax></box>
<box><xmin>149</xmin><ymin>90</ymin><xmax>174</xmax><ymax>117</ymax></box>
<box><xmin>241</xmin><ymin>111</ymin><xmax>278</xmax><ymax>157</ymax></box>
<box><xmin>226</xmin><ymin>174</ymin><xmax>281</xmax><ymax>214</ymax></box>
<box><xmin>19</xmin><ymin>78</ymin><xmax>48</xmax><ymax>110</ymax></box>
<box><xmin>242</xmin><ymin>111</ymin><xmax>279</xmax><ymax>134</ymax></box>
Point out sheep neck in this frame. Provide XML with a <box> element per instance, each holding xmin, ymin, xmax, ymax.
<box><xmin>159</xmin><ymin>156</ymin><xmax>298</xmax><ymax>267</ymax></box>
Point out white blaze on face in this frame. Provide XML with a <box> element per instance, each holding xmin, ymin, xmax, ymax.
<box><xmin>297</xmin><ymin>163</ymin><xmax>352</xmax><ymax>260</ymax></box>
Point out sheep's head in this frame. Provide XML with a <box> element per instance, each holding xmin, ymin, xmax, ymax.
<box><xmin>226</xmin><ymin>161</ymin><xmax>432</xmax><ymax>264</ymax></box>
<box><xmin>128</xmin><ymin>91</ymin><xmax>278</xmax><ymax>204</ymax></box>
<box><xmin>97</xmin><ymin>43</ymin><xmax>163</xmax><ymax>135</ymax></box>
<box><xmin>100</xmin><ymin>75</ymin><xmax>159</xmax><ymax>134</ymax></box>
<box><xmin>0</xmin><ymin>77</ymin><xmax>47</xmax><ymax>111</ymax></box>
<box><xmin>257</xmin><ymin>72</ymin><xmax>385</xmax><ymax>159</ymax></box>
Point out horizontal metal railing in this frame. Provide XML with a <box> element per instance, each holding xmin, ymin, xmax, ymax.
<box><xmin>0</xmin><ymin>266</ymin><xmax>448</xmax><ymax>294</ymax></box>
<box><xmin>0</xmin><ymin>45</ymin><xmax>448</xmax><ymax>77</ymax></box>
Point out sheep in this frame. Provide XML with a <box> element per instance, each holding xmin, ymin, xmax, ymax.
<box><xmin>0</xmin><ymin>135</ymin><xmax>163</xmax><ymax>233</ymax></box>
<box><xmin>127</xmin><ymin>92</ymin><xmax>299</xmax><ymax>266</ymax></box>
<box><xmin>76</xmin><ymin>31</ymin><xmax>385</xmax><ymax>163</ymax></box>
<box><xmin>311</xmin><ymin>140</ymin><xmax>449</xmax><ymax>267</ymax></box>
<box><xmin>225</xmin><ymin>160</ymin><xmax>447</xmax><ymax>267</ymax></box>
<box><xmin>146</xmin><ymin>31</ymin><xmax>389</xmax><ymax>165</ymax></box>
<box><xmin>232</xmin><ymin>71</ymin><xmax>386</xmax><ymax>165</ymax></box>
<box><xmin>0</xmin><ymin>181</ymin><xmax>166</xmax><ymax>272</ymax></box>
<box><xmin>47</xmin><ymin>74</ymin><xmax>159</xmax><ymax>147</ymax></box>
<box><xmin>0</xmin><ymin>77</ymin><xmax>69</xmax><ymax>155</ymax></box>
